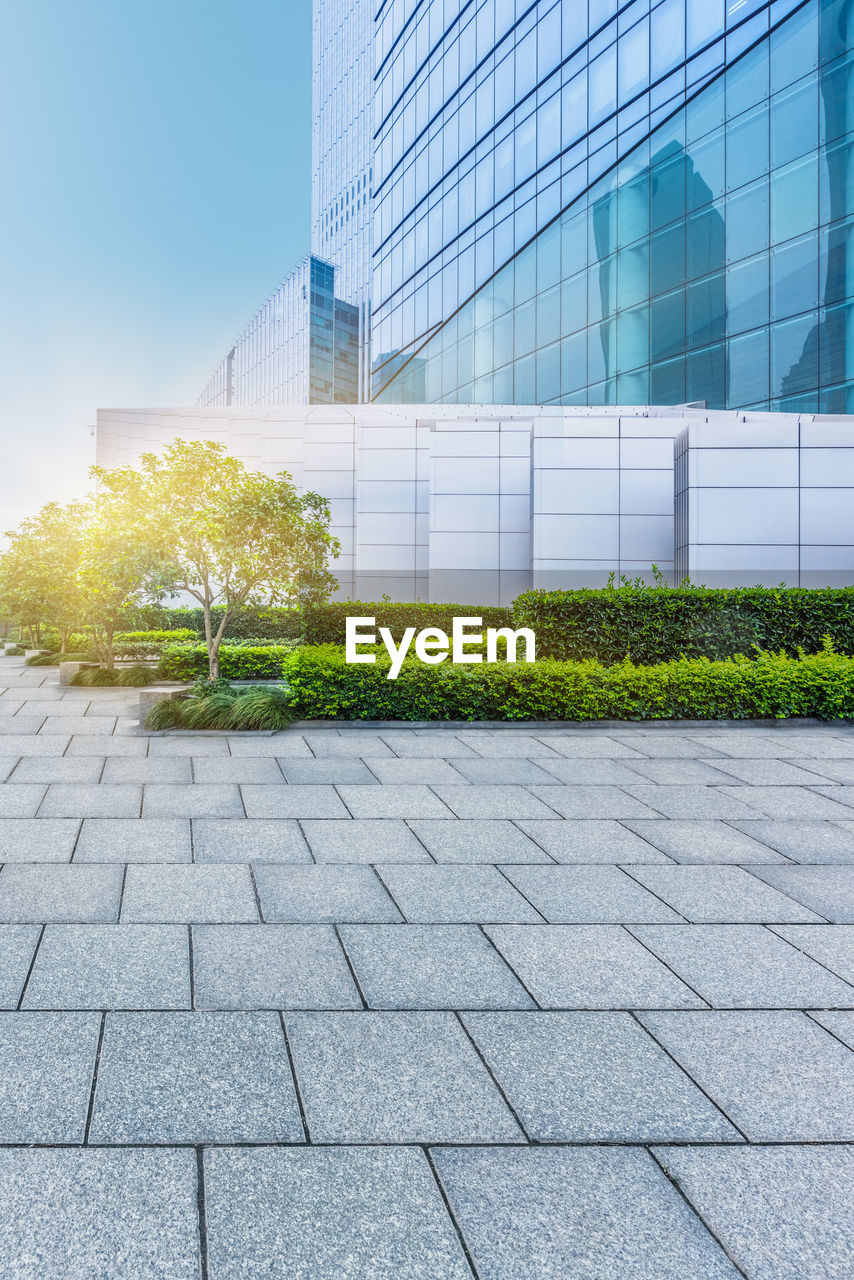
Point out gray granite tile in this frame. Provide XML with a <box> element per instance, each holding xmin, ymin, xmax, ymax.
<box><xmin>710</xmin><ymin>759</ymin><xmax>835</xmax><ymax>786</ymax></box>
<box><xmin>377</xmin><ymin>865</ymin><xmax>542</xmax><ymax>923</ymax></box>
<box><xmin>147</xmin><ymin>736</ymin><xmax>229</xmax><ymax>756</ymax></box>
<box><xmin>433</xmin><ymin>1146</ymin><xmax>740</xmax><ymax>1280</ymax></box>
<box><xmin>39</xmin><ymin>783</ymin><xmax>140</xmax><ymax>819</ymax></box>
<box><xmin>10</xmin><ymin>756</ymin><xmax>104</xmax><ymax>784</ymax></box>
<box><xmin>0</xmin><ymin>865</ymin><xmax>123</xmax><ymax>923</ymax></box>
<box><xmin>810</xmin><ymin>1009</ymin><xmax>854</xmax><ymax>1049</ymax></box>
<box><xmin>526</xmin><ymin>785</ymin><xmax>663</xmax><ymax>819</ymax></box>
<box><xmin>811</xmin><ymin>786</ymin><xmax>854</xmax><ymax>812</ymax></box>
<box><xmin>66</xmin><ymin>734</ymin><xmax>147</xmax><ymax>757</ymax></box>
<box><xmin>515</xmin><ymin>819</ymin><xmax>669</xmax><ymax>863</ymax></box>
<box><xmin>192</xmin><ymin>818</ymin><xmax>311</xmax><ymax>863</ymax></box>
<box><xmin>630</xmin><ymin>925</ymin><xmax>854</xmax><ymax>1008</ymax></box>
<box><xmin>626</xmin><ymin>865</ymin><xmax>823</xmax><ymax>922</ymax></box>
<box><xmin>340</xmin><ymin>924</ymin><xmax>535</xmax><ymax>1009</ymax></box>
<box><xmin>0</xmin><ymin>1148</ymin><xmax>201</xmax><ymax>1280</ymax></box>
<box><xmin>302</xmin><ymin>819</ymin><xmax>430</xmax><ymax>863</ymax></box>
<box><xmin>121</xmin><ymin>865</ymin><xmax>258</xmax><ymax>923</ymax></box>
<box><xmin>74</xmin><ymin>818</ymin><xmax>192</xmax><ymax>863</ymax></box>
<box><xmin>0</xmin><ymin>717</ymin><xmax>47</xmax><ymax>736</ymax></box>
<box><xmin>141</xmin><ymin>783</ymin><xmax>243</xmax><ymax>819</ymax></box>
<box><xmin>772</xmin><ymin>925</ymin><xmax>854</xmax><ymax>984</ymax></box>
<box><xmin>90</xmin><ymin>1011</ymin><xmax>302</xmax><ymax>1143</ymax></box>
<box><xmin>285</xmin><ymin>1011</ymin><xmax>523</xmax><ymax>1143</ymax></box>
<box><xmin>731</xmin><ymin>820</ymin><xmax>854</xmax><ymax>863</ymax></box>
<box><xmin>502</xmin><ymin>866</ymin><xmax>682</xmax><ymax>923</ymax></box>
<box><xmin>408</xmin><ymin>819</ymin><xmax>548</xmax><ymax>863</ymax></box>
<box><xmin>0</xmin><ymin>1012</ymin><xmax>100</xmax><ymax>1141</ymax></box>
<box><xmin>486</xmin><ymin>925</ymin><xmax>705</xmax><ymax>1009</ymax></box>
<box><xmin>0</xmin><ymin>818</ymin><xmax>80</xmax><ymax>862</ymax></box>
<box><xmin>303</xmin><ymin>732</ymin><xmax>394</xmax><ymax>758</ymax></box>
<box><xmin>449</xmin><ymin>758</ymin><xmax>562</xmax><ymax>785</ymax></box>
<box><xmin>23</xmin><ymin>924</ymin><xmax>190</xmax><ymax>1009</ymax></box>
<box><xmin>623</xmin><ymin>819</ymin><xmax>788</xmax><ymax>864</ymax></box>
<box><xmin>100</xmin><ymin>756</ymin><xmax>193</xmax><ymax>783</ymax></box>
<box><xmin>527</xmin><ymin>735</ymin><xmax>644</xmax><ymax>759</ymax></box>
<box><xmin>651</xmin><ymin>1145</ymin><xmax>854</xmax><ymax>1280</ymax></box>
<box><xmin>362</xmin><ymin>758</ymin><xmax>468</xmax><ymax>786</ymax></box>
<box><xmin>193</xmin><ymin>924</ymin><xmax>360</xmax><ymax>1009</ymax></box>
<box><xmin>0</xmin><ymin>785</ymin><xmax>46</xmax><ymax>817</ymax></box>
<box><xmin>718</xmin><ymin>785</ymin><xmax>854</xmax><ymax>820</ymax></box>
<box><xmin>280</xmin><ymin>757</ymin><xmax>379</xmax><ymax>784</ymax></box>
<box><xmin>462</xmin><ymin>1011</ymin><xmax>738</xmax><ymax>1142</ymax></box>
<box><xmin>533</xmin><ymin>757</ymin><xmax>658</xmax><ymax>785</ymax></box>
<box><xmin>204</xmin><ymin>1146</ymin><xmax>471</xmax><ymax>1280</ymax></box>
<box><xmin>430</xmin><ymin>785</ymin><xmax>560</xmax><ymax>819</ymax></box>
<box><xmin>611</xmin><ymin>733</ymin><xmax>729</xmax><ymax>759</ymax></box>
<box><xmin>337</xmin><ymin>784</ymin><xmax>455</xmax><ymax>819</ymax></box>
<box><xmin>792</xmin><ymin>758</ymin><xmax>854</xmax><ymax>783</ymax></box>
<box><xmin>0</xmin><ymin>925</ymin><xmax>40</xmax><ymax>1007</ymax></box>
<box><xmin>454</xmin><ymin>732</ymin><xmax>563</xmax><ymax>758</ymax></box>
<box><xmin>378</xmin><ymin>731</ymin><xmax>479</xmax><ymax>757</ymax></box>
<box><xmin>619</xmin><ymin>785</ymin><xmax>759</xmax><ymax>820</ymax></box>
<box><xmin>749</xmin><ymin>865</ymin><xmax>854</xmax><ymax>922</ymax></box>
<box><xmin>40</xmin><ymin>717</ymin><xmax>116</xmax><ymax>735</ymax></box>
<box><xmin>190</xmin><ymin>757</ymin><xmax>285</xmax><ymax>784</ymax></box>
<box><xmin>0</xmin><ymin>733</ymin><xmax>69</xmax><ymax>756</ymax></box>
<box><xmin>254</xmin><ymin>865</ymin><xmax>402</xmax><ymax>922</ymax></box>
<box><xmin>227</xmin><ymin>734</ymin><xmax>311</xmax><ymax>757</ymax></box>
<box><xmin>621</xmin><ymin>759</ymin><xmax>737</xmax><ymax>785</ymax></box>
<box><xmin>639</xmin><ymin>1010</ymin><xmax>854</xmax><ymax>1140</ymax></box>
<box><xmin>241</xmin><ymin>784</ymin><xmax>350</xmax><ymax>819</ymax></box>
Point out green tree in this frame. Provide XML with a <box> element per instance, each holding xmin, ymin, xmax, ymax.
<box><xmin>0</xmin><ymin>501</ymin><xmax>88</xmax><ymax>650</ymax></box>
<box><xmin>91</xmin><ymin>439</ymin><xmax>340</xmax><ymax>679</ymax></box>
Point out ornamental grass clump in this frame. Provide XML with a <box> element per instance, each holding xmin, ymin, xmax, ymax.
<box><xmin>147</xmin><ymin>680</ymin><xmax>295</xmax><ymax>731</ymax></box>
<box><xmin>26</xmin><ymin>651</ymin><xmax>96</xmax><ymax>666</ymax></box>
<box><xmin>70</xmin><ymin>664</ymin><xmax>156</xmax><ymax>687</ymax></box>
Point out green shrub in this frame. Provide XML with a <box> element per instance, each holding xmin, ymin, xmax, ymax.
<box><xmin>136</xmin><ymin>604</ymin><xmax>302</xmax><ymax>640</ymax></box>
<box><xmin>113</xmin><ymin>629</ymin><xmax>196</xmax><ymax>658</ymax></box>
<box><xmin>513</xmin><ymin>582</ymin><xmax>854</xmax><ymax>663</ymax></box>
<box><xmin>158</xmin><ymin>642</ymin><xmax>297</xmax><ymax>681</ymax></box>
<box><xmin>26</xmin><ymin>651</ymin><xmax>96</xmax><ymax>666</ymax></box>
<box><xmin>3</xmin><ymin>645</ymin><xmax>24</xmax><ymax>656</ymax></box>
<box><xmin>70</xmin><ymin>664</ymin><xmax>157</xmax><ymax>687</ymax></box>
<box><xmin>147</xmin><ymin>682</ymin><xmax>295</xmax><ymax>731</ymax></box>
<box><xmin>283</xmin><ymin>641</ymin><xmax>854</xmax><ymax>722</ymax></box>
<box><xmin>301</xmin><ymin>601</ymin><xmax>512</xmax><ymax>646</ymax></box>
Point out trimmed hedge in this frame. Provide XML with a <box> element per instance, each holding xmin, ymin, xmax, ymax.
<box><xmin>513</xmin><ymin>584</ymin><xmax>854</xmax><ymax>663</ymax></box>
<box><xmin>113</xmin><ymin>629</ymin><xmax>196</xmax><ymax>658</ymax></box>
<box><xmin>136</xmin><ymin>604</ymin><xmax>302</xmax><ymax>640</ymax></box>
<box><xmin>158</xmin><ymin>643</ymin><xmax>296</xmax><ymax>681</ymax></box>
<box><xmin>283</xmin><ymin>642</ymin><xmax>854</xmax><ymax>722</ymax></box>
<box><xmin>301</xmin><ymin>601</ymin><xmax>512</xmax><ymax>645</ymax></box>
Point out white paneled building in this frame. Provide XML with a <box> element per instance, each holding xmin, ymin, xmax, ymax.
<box><xmin>96</xmin><ymin>405</ymin><xmax>854</xmax><ymax>602</ymax></box>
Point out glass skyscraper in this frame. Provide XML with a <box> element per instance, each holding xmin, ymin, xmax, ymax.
<box><xmin>372</xmin><ymin>0</ymin><xmax>854</xmax><ymax>414</ymax></box>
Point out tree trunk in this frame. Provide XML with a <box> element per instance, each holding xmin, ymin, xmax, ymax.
<box><xmin>203</xmin><ymin>604</ymin><xmax>217</xmax><ymax>679</ymax></box>
<box><xmin>208</xmin><ymin>611</ymin><xmax>231</xmax><ymax>681</ymax></box>
<box><xmin>105</xmin><ymin>627</ymin><xmax>115</xmax><ymax>671</ymax></box>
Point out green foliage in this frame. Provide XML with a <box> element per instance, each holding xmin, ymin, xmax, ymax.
<box><xmin>26</xmin><ymin>651</ymin><xmax>96</xmax><ymax>666</ymax></box>
<box><xmin>0</xmin><ymin>501</ymin><xmax>89</xmax><ymax>649</ymax></box>
<box><xmin>158</xmin><ymin>642</ymin><xmax>297</xmax><ymax>681</ymax></box>
<box><xmin>3</xmin><ymin>645</ymin><xmax>25</xmax><ymax>656</ymax></box>
<box><xmin>70</xmin><ymin>664</ymin><xmax>157</xmax><ymax>687</ymax></box>
<box><xmin>283</xmin><ymin>641</ymin><xmax>854</xmax><ymax>722</ymax></box>
<box><xmin>302</xmin><ymin>601</ymin><xmax>512</xmax><ymax>646</ymax></box>
<box><xmin>135</xmin><ymin>604</ymin><xmax>301</xmax><ymax>640</ymax></box>
<box><xmin>112</xmin><ymin>629</ymin><xmax>196</xmax><ymax>658</ymax></box>
<box><xmin>513</xmin><ymin>581</ymin><xmax>854</xmax><ymax>663</ymax></box>
<box><xmin>147</xmin><ymin>683</ymin><xmax>295</xmax><ymax>731</ymax></box>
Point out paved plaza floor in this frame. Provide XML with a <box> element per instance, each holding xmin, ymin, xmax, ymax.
<box><xmin>0</xmin><ymin>652</ymin><xmax>853</xmax><ymax>1277</ymax></box>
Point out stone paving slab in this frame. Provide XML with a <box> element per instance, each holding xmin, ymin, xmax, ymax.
<box><xmin>626</xmin><ymin>864</ymin><xmax>823</xmax><ymax>922</ymax></box>
<box><xmin>431</xmin><ymin>784</ymin><xmax>562</xmax><ymax>819</ymax></box>
<box><xmin>0</xmin><ymin>1012</ymin><xmax>101</xmax><ymax>1141</ymax></box>
<box><xmin>652</xmin><ymin>1145</ymin><xmax>854</xmax><ymax>1280</ymax></box>
<box><xmin>281</xmin><ymin>757</ymin><xmax>380</xmax><ymax>784</ymax></box>
<box><xmin>731</xmin><ymin>819</ymin><xmax>854</xmax><ymax>862</ymax></box>
<box><xmin>241</xmin><ymin>783</ymin><xmax>351</xmax><ymax>819</ymax></box>
<box><xmin>810</xmin><ymin>1009</ymin><xmax>854</xmax><ymax>1049</ymax></box>
<box><xmin>285</xmin><ymin>1011</ymin><xmax>524</xmax><ymax>1143</ymax></box>
<box><xmin>433</xmin><ymin>1146</ymin><xmax>740</xmax><ymax>1280</ymax></box>
<box><xmin>10</xmin><ymin>756</ymin><xmax>104</xmax><ymax>784</ymax></box>
<box><xmin>526</xmin><ymin>784</ymin><xmax>663</xmax><ymax>819</ymax></box>
<box><xmin>0</xmin><ymin>865</ymin><xmax>123</xmax><ymax>923</ymax></box>
<box><xmin>750</xmin><ymin>864</ymin><xmax>854</xmax><ymax>922</ymax></box>
<box><xmin>142</xmin><ymin>783</ymin><xmax>244</xmax><ymax>819</ymax></box>
<box><xmin>772</xmin><ymin>924</ymin><xmax>854</xmax><ymax>983</ymax></box>
<box><xmin>192</xmin><ymin>817</ymin><xmax>311</xmax><ymax>863</ymax></box>
<box><xmin>193</xmin><ymin>924</ymin><xmax>361</xmax><ymax>1009</ymax></box>
<box><xmin>514</xmin><ymin>818</ymin><xmax>670</xmax><ymax>863</ymax></box>
<box><xmin>100</xmin><ymin>756</ymin><xmax>193</xmax><ymax>783</ymax></box>
<box><xmin>623</xmin><ymin>818</ymin><xmax>788</xmax><ymax>863</ymax></box>
<box><xmin>121</xmin><ymin>865</ymin><xmax>258</xmax><ymax>923</ymax></box>
<box><xmin>462</xmin><ymin>1011</ymin><xmax>739</xmax><ymax>1143</ymax></box>
<box><xmin>0</xmin><ymin>925</ymin><xmax>40</xmax><ymax>1007</ymax></box>
<box><xmin>23</xmin><ymin>924</ymin><xmax>190</xmax><ymax>1010</ymax></box>
<box><xmin>254</xmin><ymin>864</ymin><xmax>403</xmax><ymax>922</ymax></box>
<box><xmin>0</xmin><ymin>1148</ymin><xmax>201</xmax><ymax>1280</ymax></box>
<box><xmin>0</xmin><ymin>784</ymin><xmax>46</xmax><ymax>817</ymax></box>
<box><xmin>0</xmin><ymin>817</ymin><xmax>80</xmax><ymax>862</ymax></box>
<box><xmin>301</xmin><ymin>818</ymin><xmax>430</xmax><ymax>863</ymax></box>
<box><xmin>722</xmin><ymin>784</ymin><xmax>854</xmax><ymax>820</ymax></box>
<box><xmin>408</xmin><ymin>819</ymin><xmax>549</xmax><ymax>863</ymax></box>
<box><xmin>74</xmin><ymin>818</ymin><xmax>192</xmax><ymax>863</ymax></box>
<box><xmin>486</xmin><ymin>925</ymin><xmax>706</xmax><ymax>1009</ymax></box>
<box><xmin>501</xmin><ymin>865</ymin><xmax>683</xmax><ymax>923</ymax></box>
<box><xmin>340</xmin><ymin>924</ymin><xmax>535</xmax><ymax>1009</ymax></box>
<box><xmin>39</xmin><ymin>783</ymin><xmax>141</xmax><ymax>819</ymax></box>
<box><xmin>204</xmin><ymin>1146</ymin><xmax>472</xmax><ymax>1280</ymax></box>
<box><xmin>639</xmin><ymin>1010</ymin><xmax>854</xmax><ymax>1140</ymax></box>
<box><xmin>377</xmin><ymin>865</ymin><xmax>543</xmax><ymax>923</ymax></box>
<box><xmin>89</xmin><ymin>1012</ymin><xmax>303</xmax><ymax>1143</ymax></box>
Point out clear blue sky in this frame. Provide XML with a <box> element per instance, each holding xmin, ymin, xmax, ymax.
<box><xmin>0</xmin><ymin>0</ymin><xmax>312</xmax><ymax>527</ymax></box>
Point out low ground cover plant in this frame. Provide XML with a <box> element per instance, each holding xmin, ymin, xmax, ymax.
<box><xmin>70</xmin><ymin>664</ymin><xmax>157</xmax><ymax>687</ymax></box>
<box><xmin>26</xmin><ymin>651</ymin><xmax>96</xmax><ymax>666</ymax></box>
<box><xmin>158</xmin><ymin>642</ymin><xmax>297</xmax><ymax>681</ymax></box>
<box><xmin>147</xmin><ymin>678</ymin><xmax>294</xmax><ymax>730</ymax></box>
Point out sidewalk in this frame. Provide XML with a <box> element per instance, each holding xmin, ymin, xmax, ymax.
<box><xmin>0</xmin><ymin>652</ymin><xmax>852</xmax><ymax>1278</ymax></box>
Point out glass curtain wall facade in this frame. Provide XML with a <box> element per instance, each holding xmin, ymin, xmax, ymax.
<box><xmin>312</xmin><ymin>0</ymin><xmax>375</xmax><ymax>399</ymax></box>
<box><xmin>372</xmin><ymin>0</ymin><xmax>854</xmax><ymax>413</ymax></box>
<box><xmin>198</xmin><ymin>256</ymin><xmax>359</xmax><ymax>407</ymax></box>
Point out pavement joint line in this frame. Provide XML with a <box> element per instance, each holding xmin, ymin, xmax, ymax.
<box><xmin>626</xmin><ymin>1009</ymin><xmax>752</xmax><ymax>1144</ymax></box>
<box><xmin>765</xmin><ymin>924</ymin><xmax>854</xmax><ymax>988</ymax></box>
<box><xmin>422</xmin><ymin>1144</ymin><xmax>479</xmax><ymax>1280</ymax></box>
<box><xmin>83</xmin><ymin>1010</ymin><xmax>107</xmax><ymax>1145</ymax></box>
<box><xmin>188</xmin><ymin>925</ymin><xmax>196</xmax><ymax>1010</ymax></box>
<box><xmin>248</xmin><ymin>865</ymin><xmax>265</xmax><ymax>922</ymax></box>
<box><xmin>0</xmin><ymin>1137</ymin><xmax>853</xmax><ymax>1149</ymax></box>
<box><xmin>452</xmin><ymin>1009</ymin><xmax>532</xmax><ymax>1143</ymax></box>
<box><xmin>14</xmin><ymin>922</ymin><xmax>46</xmax><ymax>1010</ymax></box>
<box><xmin>278</xmin><ymin>1011</ymin><xmax>310</xmax><ymax>1143</ymax></box>
<box><xmin>116</xmin><ymin>863</ymin><xmax>129</xmax><ymax>923</ymax></box>
<box><xmin>476</xmin><ymin>923</ymin><xmax>543</xmax><ymax>1009</ymax></box>
<box><xmin>646</xmin><ymin>1143</ymin><xmax>753</xmax><ymax>1280</ymax></box>
<box><xmin>802</xmin><ymin>1009</ymin><xmax>854</xmax><ymax>1052</ymax></box>
<box><xmin>401</xmin><ymin>819</ymin><xmax>439</xmax><ymax>863</ymax></box>
<box><xmin>3</xmin><ymin>1003</ymin><xmax>854</xmax><ymax>1014</ymax></box>
<box><xmin>616</xmin><ymin>866</ymin><xmax>691</xmax><ymax>922</ymax></box>
<box><xmin>333</xmin><ymin>924</ymin><xmax>369</xmax><ymax>1009</ymax></box>
<box><xmin>620</xmin><ymin>924</ymin><xmax>713</xmax><ymax>1008</ymax></box>
<box><xmin>492</xmin><ymin>864</ymin><xmax>549</xmax><ymax>923</ymax></box>
<box><xmin>195</xmin><ymin>1146</ymin><xmax>210</xmax><ymax>1280</ymax></box>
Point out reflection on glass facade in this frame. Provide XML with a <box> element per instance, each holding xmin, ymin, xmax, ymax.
<box><xmin>198</xmin><ymin>256</ymin><xmax>359</xmax><ymax>406</ymax></box>
<box><xmin>373</xmin><ymin>0</ymin><xmax>854</xmax><ymax>414</ymax></box>
<box><xmin>312</xmin><ymin>0</ymin><xmax>374</xmax><ymax>398</ymax></box>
